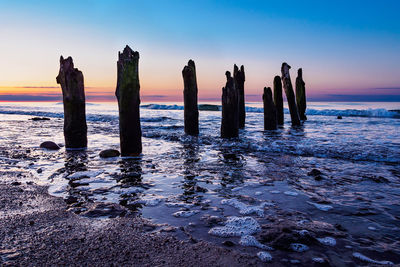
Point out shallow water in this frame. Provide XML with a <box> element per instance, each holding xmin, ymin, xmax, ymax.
<box><xmin>0</xmin><ymin>101</ymin><xmax>399</xmax><ymax>265</ymax></box>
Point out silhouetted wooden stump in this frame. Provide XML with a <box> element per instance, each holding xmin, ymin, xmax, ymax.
<box><xmin>116</xmin><ymin>45</ymin><xmax>142</xmax><ymax>156</ymax></box>
<box><xmin>182</xmin><ymin>60</ymin><xmax>199</xmax><ymax>135</ymax></box>
<box><xmin>273</xmin><ymin>75</ymin><xmax>284</xmax><ymax>125</ymax></box>
<box><xmin>263</xmin><ymin>87</ymin><xmax>277</xmax><ymax>130</ymax></box>
<box><xmin>221</xmin><ymin>71</ymin><xmax>239</xmax><ymax>138</ymax></box>
<box><xmin>56</xmin><ymin>56</ymin><xmax>87</xmax><ymax>149</ymax></box>
<box><xmin>234</xmin><ymin>64</ymin><xmax>245</xmax><ymax>128</ymax></box>
<box><xmin>281</xmin><ymin>63</ymin><xmax>301</xmax><ymax>126</ymax></box>
<box><xmin>296</xmin><ymin>68</ymin><xmax>307</xmax><ymax>121</ymax></box>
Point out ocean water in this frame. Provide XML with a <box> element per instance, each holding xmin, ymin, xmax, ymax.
<box><xmin>0</xmin><ymin>101</ymin><xmax>399</xmax><ymax>265</ymax></box>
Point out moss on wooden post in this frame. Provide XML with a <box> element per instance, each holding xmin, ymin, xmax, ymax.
<box><xmin>263</xmin><ymin>87</ymin><xmax>277</xmax><ymax>130</ymax></box>
<box><xmin>182</xmin><ymin>59</ymin><xmax>199</xmax><ymax>135</ymax></box>
<box><xmin>221</xmin><ymin>71</ymin><xmax>239</xmax><ymax>138</ymax></box>
<box><xmin>273</xmin><ymin>75</ymin><xmax>284</xmax><ymax>125</ymax></box>
<box><xmin>56</xmin><ymin>56</ymin><xmax>87</xmax><ymax>149</ymax></box>
<box><xmin>281</xmin><ymin>63</ymin><xmax>301</xmax><ymax>126</ymax></box>
<box><xmin>116</xmin><ymin>45</ymin><xmax>142</xmax><ymax>156</ymax></box>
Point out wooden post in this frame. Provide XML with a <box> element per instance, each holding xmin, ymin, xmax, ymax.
<box><xmin>56</xmin><ymin>56</ymin><xmax>87</xmax><ymax>149</ymax></box>
<box><xmin>116</xmin><ymin>45</ymin><xmax>142</xmax><ymax>156</ymax></box>
<box><xmin>182</xmin><ymin>60</ymin><xmax>199</xmax><ymax>135</ymax></box>
<box><xmin>234</xmin><ymin>64</ymin><xmax>245</xmax><ymax>128</ymax></box>
<box><xmin>281</xmin><ymin>63</ymin><xmax>301</xmax><ymax>126</ymax></box>
<box><xmin>221</xmin><ymin>71</ymin><xmax>239</xmax><ymax>138</ymax></box>
<box><xmin>296</xmin><ymin>68</ymin><xmax>307</xmax><ymax>121</ymax></box>
<box><xmin>263</xmin><ymin>87</ymin><xmax>277</xmax><ymax>130</ymax></box>
<box><xmin>273</xmin><ymin>75</ymin><xmax>284</xmax><ymax>125</ymax></box>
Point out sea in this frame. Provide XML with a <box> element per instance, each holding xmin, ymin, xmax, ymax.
<box><xmin>0</xmin><ymin>101</ymin><xmax>399</xmax><ymax>265</ymax></box>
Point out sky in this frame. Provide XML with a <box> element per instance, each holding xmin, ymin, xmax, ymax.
<box><xmin>0</xmin><ymin>0</ymin><xmax>400</xmax><ymax>102</ymax></box>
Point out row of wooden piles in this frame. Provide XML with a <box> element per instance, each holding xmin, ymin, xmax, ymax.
<box><xmin>56</xmin><ymin>45</ymin><xmax>307</xmax><ymax>157</ymax></box>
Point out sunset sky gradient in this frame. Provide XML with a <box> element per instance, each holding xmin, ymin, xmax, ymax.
<box><xmin>1</xmin><ymin>0</ymin><xmax>400</xmax><ymax>102</ymax></box>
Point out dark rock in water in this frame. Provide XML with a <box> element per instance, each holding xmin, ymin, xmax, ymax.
<box><xmin>11</xmin><ymin>181</ymin><xmax>21</xmax><ymax>186</ymax></box>
<box><xmin>234</xmin><ymin>64</ymin><xmax>246</xmax><ymax>128</ymax></box>
<box><xmin>81</xmin><ymin>202</ymin><xmax>126</xmax><ymax>218</ymax></box>
<box><xmin>295</xmin><ymin>68</ymin><xmax>307</xmax><ymax>121</ymax></box>
<box><xmin>281</xmin><ymin>63</ymin><xmax>301</xmax><ymax>126</ymax></box>
<box><xmin>221</xmin><ymin>71</ymin><xmax>239</xmax><ymax>138</ymax></box>
<box><xmin>99</xmin><ymin>149</ymin><xmax>120</xmax><ymax>158</ymax></box>
<box><xmin>36</xmin><ymin>168</ymin><xmax>42</xmax><ymax>174</ymax></box>
<box><xmin>182</xmin><ymin>59</ymin><xmax>199</xmax><ymax>135</ymax></box>
<box><xmin>222</xmin><ymin>240</ymin><xmax>235</xmax><ymax>247</ymax></box>
<box><xmin>273</xmin><ymin>76</ymin><xmax>284</xmax><ymax>125</ymax></box>
<box><xmin>334</xmin><ymin>223</ymin><xmax>347</xmax><ymax>232</ymax></box>
<box><xmin>263</xmin><ymin>87</ymin><xmax>277</xmax><ymax>130</ymax></box>
<box><xmin>30</xmin><ymin>117</ymin><xmax>50</xmax><ymax>121</ymax></box>
<box><xmin>65</xmin><ymin>196</ymin><xmax>78</xmax><ymax>205</ymax></box>
<box><xmin>308</xmin><ymin>169</ymin><xmax>322</xmax><ymax>176</ymax></box>
<box><xmin>56</xmin><ymin>56</ymin><xmax>88</xmax><ymax>149</ymax></box>
<box><xmin>40</xmin><ymin>141</ymin><xmax>60</xmax><ymax>150</ymax></box>
<box><xmin>337</xmin><ymin>115</ymin><xmax>343</xmax><ymax>119</ymax></box>
<box><xmin>29</xmin><ymin>221</ymin><xmax>34</xmax><ymax>226</ymax></box>
<box><xmin>116</xmin><ymin>45</ymin><xmax>142</xmax><ymax>156</ymax></box>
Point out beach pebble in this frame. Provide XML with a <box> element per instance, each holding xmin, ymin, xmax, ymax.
<box><xmin>172</xmin><ymin>210</ymin><xmax>199</xmax><ymax>218</ymax></box>
<box><xmin>290</xmin><ymin>243</ymin><xmax>309</xmax><ymax>252</ymax></box>
<box><xmin>307</xmin><ymin>201</ymin><xmax>333</xmax><ymax>211</ymax></box>
<box><xmin>99</xmin><ymin>149</ymin><xmax>120</xmax><ymax>158</ymax></box>
<box><xmin>352</xmin><ymin>252</ymin><xmax>393</xmax><ymax>265</ymax></box>
<box><xmin>284</xmin><ymin>191</ymin><xmax>298</xmax><ymax>196</ymax></box>
<box><xmin>40</xmin><ymin>141</ymin><xmax>60</xmax><ymax>150</ymax></box>
<box><xmin>257</xmin><ymin>251</ymin><xmax>272</xmax><ymax>262</ymax></box>
<box><xmin>312</xmin><ymin>257</ymin><xmax>325</xmax><ymax>263</ymax></box>
<box><xmin>208</xmin><ymin>216</ymin><xmax>261</xmax><ymax>237</ymax></box>
<box><xmin>239</xmin><ymin>235</ymin><xmax>273</xmax><ymax>250</ymax></box>
<box><xmin>270</xmin><ymin>190</ymin><xmax>280</xmax><ymax>194</ymax></box>
<box><xmin>317</xmin><ymin>237</ymin><xmax>336</xmax><ymax>246</ymax></box>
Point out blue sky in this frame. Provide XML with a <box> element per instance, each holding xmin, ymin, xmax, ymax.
<box><xmin>0</xmin><ymin>0</ymin><xmax>399</xmax><ymax>101</ymax></box>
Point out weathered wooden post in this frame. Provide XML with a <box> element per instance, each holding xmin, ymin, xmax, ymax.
<box><xmin>56</xmin><ymin>56</ymin><xmax>87</xmax><ymax>149</ymax></box>
<box><xmin>281</xmin><ymin>63</ymin><xmax>301</xmax><ymax>126</ymax></box>
<box><xmin>273</xmin><ymin>75</ymin><xmax>284</xmax><ymax>125</ymax></box>
<box><xmin>182</xmin><ymin>60</ymin><xmax>199</xmax><ymax>135</ymax></box>
<box><xmin>296</xmin><ymin>68</ymin><xmax>307</xmax><ymax>121</ymax></box>
<box><xmin>263</xmin><ymin>87</ymin><xmax>277</xmax><ymax>130</ymax></box>
<box><xmin>116</xmin><ymin>45</ymin><xmax>142</xmax><ymax>156</ymax></box>
<box><xmin>234</xmin><ymin>64</ymin><xmax>245</xmax><ymax>128</ymax></box>
<box><xmin>221</xmin><ymin>71</ymin><xmax>239</xmax><ymax>138</ymax></box>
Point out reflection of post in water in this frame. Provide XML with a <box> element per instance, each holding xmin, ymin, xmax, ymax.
<box><xmin>118</xmin><ymin>158</ymin><xmax>143</xmax><ymax>186</ymax></box>
<box><xmin>181</xmin><ymin>142</ymin><xmax>204</xmax><ymax>201</ymax></box>
<box><xmin>64</xmin><ymin>151</ymin><xmax>88</xmax><ymax>177</ymax></box>
<box><xmin>117</xmin><ymin>158</ymin><xmax>144</xmax><ymax>212</ymax></box>
<box><xmin>219</xmin><ymin>149</ymin><xmax>245</xmax><ymax>186</ymax></box>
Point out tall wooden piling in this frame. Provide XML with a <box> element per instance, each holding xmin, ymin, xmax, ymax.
<box><xmin>296</xmin><ymin>68</ymin><xmax>307</xmax><ymax>121</ymax></box>
<box><xmin>273</xmin><ymin>76</ymin><xmax>284</xmax><ymax>125</ymax></box>
<box><xmin>56</xmin><ymin>56</ymin><xmax>87</xmax><ymax>149</ymax></box>
<box><xmin>116</xmin><ymin>45</ymin><xmax>142</xmax><ymax>156</ymax></box>
<box><xmin>221</xmin><ymin>71</ymin><xmax>239</xmax><ymax>138</ymax></box>
<box><xmin>263</xmin><ymin>87</ymin><xmax>277</xmax><ymax>130</ymax></box>
<box><xmin>182</xmin><ymin>60</ymin><xmax>199</xmax><ymax>135</ymax></box>
<box><xmin>234</xmin><ymin>64</ymin><xmax>246</xmax><ymax>128</ymax></box>
<box><xmin>281</xmin><ymin>63</ymin><xmax>301</xmax><ymax>126</ymax></box>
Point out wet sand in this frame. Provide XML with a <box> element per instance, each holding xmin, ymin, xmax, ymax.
<box><xmin>0</xmin><ymin>170</ymin><xmax>261</xmax><ymax>266</ymax></box>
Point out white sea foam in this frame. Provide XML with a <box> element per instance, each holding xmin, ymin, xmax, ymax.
<box><xmin>352</xmin><ymin>252</ymin><xmax>393</xmax><ymax>265</ymax></box>
<box><xmin>257</xmin><ymin>251</ymin><xmax>273</xmax><ymax>262</ymax></box>
<box><xmin>284</xmin><ymin>191</ymin><xmax>298</xmax><ymax>196</ymax></box>
<box><xmin>239</xmin><ymin>235</ymin><xmax>273</xmax><ymax>250</ymax></box>
<box><xmin>68</xmin><ymin>170</ymin><xmax>102</xmax><ymax>179</ymax></box>
<box><xmin>221</xmin><ymin>199</ymin><xmax>273</xmax><ymax>216</ymax></box>
<box><xmin>312</xmin><ymin>257</ymin><xmax>325</xmax><ymax>263</ymax></box>
<box><xmin>165</xmin><ymin>202</ymin><xmax>194</xmax><ymax>208</ymax></box>
<box><xmin>208</xmin><ymin>216</ymin><xmax>261</xmax><ymax>237</ymax></box>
